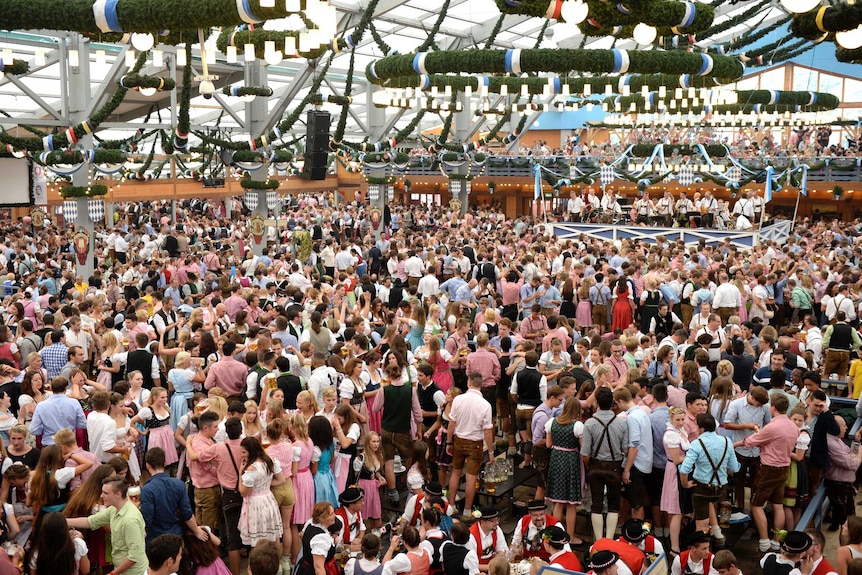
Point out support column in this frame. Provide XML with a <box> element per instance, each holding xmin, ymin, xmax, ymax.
<box><xmin>171</xmin><ymin>199</ymin><xmax>177</xmax><ymax>222</ymax></box>
<box><xmin>453</xmin><ymin>92</ymin><xmax>471</xmax><ymax>217</ymax></box>
<box><xmin>366</xmin><ymin>85</ymin><xmax>387</xmax><ymax>240</ymax></box>
<box><xmin>68</xmin><ymin>33</ymin><xmax>95</xmax><ymax>279</ymax></box>
<box><xmin>246</xmin><ymin>61</ymin><xmax>269</xmax><ymax>256</ymax></box>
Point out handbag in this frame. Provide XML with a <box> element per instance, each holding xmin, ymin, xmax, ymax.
<box><xmin>221</xmin><ymin>445</ymin><xmax>244</xmax><ymax>512</ymax></box>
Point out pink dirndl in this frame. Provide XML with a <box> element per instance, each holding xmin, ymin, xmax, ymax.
<box><xmin>291</xmin><ymin>438</ymin><xmax>315</xmax><ymax>525</ymax></box>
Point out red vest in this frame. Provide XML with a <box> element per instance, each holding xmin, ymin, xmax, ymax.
<box><xmin>592</xmin><ymin>539</ymin><xmax>645</xmax><ymax>575</ymax></box>
<box><xmin>334</xmin><ymin>507</ymin><xmax>362</xmax><ymax>545</ymax></box>
<box><xmin>470</xmin><ymin>523</ymin><xmax>498</xmax><ymax>565</ymax></box>
<box><xmin>409</xmin><ymin>493</ymin><xmax>426</xmax><ymax>527</ymax></box>
<box><xmin>616</xmin><ymin>535</ymin><xmax>657</xmax><ymax>554</ymax></box>
<box><xmin>680</xmin><ymin>550</ymin><xmax>712</xmax><ymax>575</ymax></box>
<box><xmin>519</xmin><ymin>514</ymin><xmax>559</xmax><ymax>560</ymax></box>
<box><xmin>551</xmin><ymin>551</ymin><xmax>583</xmax><ymax>572</ymax></box>
<box><xmin>812</xmin><ymin>557</ymin><xmax>837</xmax><ymax>575</ymax></box>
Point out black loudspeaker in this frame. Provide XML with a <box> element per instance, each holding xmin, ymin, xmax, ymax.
<box><xmin>302</xmin><ymin>110</ymin><xmax>331</xmax><ymax>180</ymax></box>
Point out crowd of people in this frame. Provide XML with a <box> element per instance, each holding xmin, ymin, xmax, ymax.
<box><xmin>0</xmin><ymin>195</ymin><xmax>861</xmax><ymax>575</ymax></box>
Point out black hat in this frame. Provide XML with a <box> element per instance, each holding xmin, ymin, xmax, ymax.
<box><xmin>478</xmin><ymin>506</ymin><xmax>499</xmax><ymax>520</ymax></box>
<box><xmin>542</xmin><ymin>526</ymin><xmax>570</xmax><ymax>545</ymax></box>
<box><xmin>588</xmin><ymin>551</ymin><xmax>620</xmax><ymax>572</ymax></box>
<box><xmin>684</xmin><ymin>530</ymin><xmax>712</xmax><ymax>548</ymax></box>
<box><xmin>781</xmin><ymin>531</ymin><xmax>812</xmax><ymax>555</ymax></box>
<box><xmin>527</xmin><ymin>500</ymin><xmax>546</xmax><ymax>512</ymax></box>
<box><xmin>338</xmin><ymin>487</ymin><xmax>364</xmax><ymax>505</ymax></box>
<box><xmin>424</xmin><ymin>481</ymin><xmax>444</xmax><ymax>497</ymax></box>
<box><xmin>621</xmin><ymin>518</ymin><xmax>649</xmax><ymax>543</ymax></box>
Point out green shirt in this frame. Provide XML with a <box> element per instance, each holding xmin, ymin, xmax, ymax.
<box><xmin>88</xmin><ymin>500</ymin><xmax>148</xmax><ymax>575</ymax></box>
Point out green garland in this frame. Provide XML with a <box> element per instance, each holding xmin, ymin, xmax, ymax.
<box><xmin>2</xmin><ymin>60</ymin><xmax>28</xmax><ymax>76</ymax></box>
<box><xmin>791</xmin><ymin>4</ymin><xmax>862</xmax><ymax>39</ymax></box>
<box><xmin>0</xmin><ymin>51</ymin><xmax>146</xmax><ymax>151</ymax></box>
<box><xmin>222</xmin><ymin>86</ymin><xmax>274</xmax><ymax>97</ymax></box>
<box><xmin>0</xmin><ymin>0</ymin><xmax>299</xmax><ymax>36</ymax></box>
<box><xmin>366</xmin><ymin>175</ymin><xmax>395</xmax><ymax>185</ymax></box>
<box><xmin>485</xmin><ymin>14</ymin><xmax>506</xmax><ymax>49</ymax></box>
<box><xmin>368</xmin><ymin>20</ymin><xmax>391</xmax><ymax>55</ymax></box>
<box><xmin>171</xmin><ymin>43</ymin><xmax>193</xmax><ymax>153</ymax></box>
<box><xmin>695</xmin><ymin>0</ymin><xmax>772</xmax><ymax>41</ymax></box>
<box><xmin>59</xmin><ymin>184</ymin><xmax>108</xmax><ymax>198</ymax></box>
<box><xmin>120</xmin><ymin>74</ymin><xmax>176</xmax><ymax>91</ymax></box>
<box><xmin>240</xmin><ymin>178</ymin><xmax>280</xmax><ymax>190</ymax></box>
<box><xmin>216</xmin><ymin>29</ymin><xmax>328</xmax><ymax>61</ymax></box>
<box><xmin>362</xmin><ymin>152</ymin><xmax>409</xmax><ymax>164</ymax></box>
<box><xmin>726</xmin><ymin>15</ymin><xmax>792</xmax><ymax>51</ymax></box>
<box><xmin>752</xmin><ymin>40</ymin><xmax>814</xmax><ymax>66</ymax></box>
<box><xmin>37</xmin><ymin>149</ymin><xmax>126</xmax><ymax>165</ymax></box>
<box><xmin>367</xmin><ymin>49</ymin><xmax>745</xmax><ymax>87</ymax></box>
<box><xmin>417</xmin><ymin>0</ymin><xmax>452</xmax><ymax>51</ymax></box>
<box><xmin>233</xmin><ymin>150</ymin><xmax>265</xmax><ymax>162</ymax></box>
<box><xmin>608</xmin><ymin>90</ymin><xmax>838</xmax><ymax>113</ymax></box>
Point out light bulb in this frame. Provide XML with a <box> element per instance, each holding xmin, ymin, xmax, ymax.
<box><xmin>35</xmin><ymin>50</ymin><xmax>46</xmax><ymax>67</ymax></box>
<box><xmin>139</xmin><ymin>86</ymin><xmax>157</xmax><ymax>97</ymax></box>
<box><xmin>560</xmin><ymin>0</ymin><xmax>588</xmax><ymax>24</ymax></box>
<box><xmin>260</xmin><ymin>0</ymin><xmax>274</xmax><ymax>6</ymax></box>
<box><xmin>632</xmin><ymin>23</ymin><xmax>657</xmax><ymax>46</ymax></box>
<box><xmin>245</xmin><ymin>43</ymin><xmax>256</xmax><ymax>62</ymax></box>
<box><xmin>125</xmin><ymin>50</ymin><xmax>136</xmax><ymax>67</ymax></box>
<box><xmin>836</xmin><ymin>25</ymin><xmax>862</xmax><ymax>49</ymax></box>
<box><xmin>779</xmin><ymin>0</ymin><xmax>820</xmax><ymax>13</ymax></box>
<box><xmin>226</xmin><ymin>46</ymin><xmax>237</xmax><ymax>63</ymax></box>
<box><xmin>130</xmin><ymin>33</ymin><xmax>155</xmax><ymax>52</ymax></box>
<box><xmin>285</xmin><ymin>0</ymin><xmax>300</xmax><ymax>10</ymax></box>
<box><xmin>153</xmin><ymin>49</ymin><xmax>163</xmax><ymax>67</ymax></box>
<box><xmin>176</xmin><ymin>47</ymin><xmax>187</xmax><ymax>66</ymax></box>
<box><xmin>285</xmin><ymin>36</ymin><xmax>296</xmax><ymax>56</ymax></box>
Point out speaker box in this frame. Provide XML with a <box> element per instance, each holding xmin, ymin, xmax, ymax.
<box><xmin>302</xmin><ymin>151</ymin><xmax>329</xmax><ymax>180</ymax></box>
<box><xmin>303</xmin><ymin>111</ymin><xmax>331</xmax><ymax>180</ymax></box>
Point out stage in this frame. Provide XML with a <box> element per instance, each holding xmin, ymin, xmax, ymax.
<box><xmin>551</xmin><ymin>219</ymin><xmax>792</xmax><ymax>249</ymax></box>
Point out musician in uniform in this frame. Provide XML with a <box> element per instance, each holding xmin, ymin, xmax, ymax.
<box><xmin>656</xmin><ymin>190</ymin><xmax>674</xmax><ymax>227</ymax></box>
<box><xmin>700</xmin><ymin>191</ymin><xmax>718</xmax><ymax>229</ymax></box>
<box><xmin>732</xmin><ymin>192</ymin><xmax>755</xmax><ymax>230</ymax></box>
<box><xmin>676</xmin><ymin>192</ymin><xmax>694</xmax><ymax>227</ymax></box>
<box><xmin>568</xmin><ymin>192</ymin><xmax>585</xmax><ymax>222</ymax></box>
<box><xmin>586</xmin><ymin>189</ymin><xmax>601</xmax><ymax>222</ymax></box>
<box><xmin>634</xmin><ymin>193</ymin><xmax>656</xmax><ymax>226</ymax></box>
<box><xmin>601</xmin><ymin>190</ymin><xmax>624</xmax><ymax>224</ymax></box>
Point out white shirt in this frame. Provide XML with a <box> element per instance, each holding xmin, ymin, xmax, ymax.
<box><xmin>464</xmin><ymin>524</ymin><xmax>508</xmax><ymax>559</ymax></box>
<box><xmin>713</xmin><ymin>283</ymin><xmax>742</xmax><ymax>309</ymax></box>
<box><xmin>87</xmin><ymin>411</ymin><xmax>118</xmax><ymax>462</ymax></box>
<box><xmin>418</xmin><ymin>274</ymin><xmax>440</xmax><ymax>300</ymax></box>
<box><xmin>383</xmin><ymin>549</ymin><xmax>431</xmax><ymax>575</ymax></box>
<box><xmin>405</xmin><ymin>256</ymin><xmax>424</xmax><ymax>278</ymax></box>
<box><xmin>307</xmin><ymin>366</ymin><xmax>340</xmax><ymax>405</ymax></box>
<box><xmin>672</xmin><ymin>554</ymin><xmax>719</xmax><ymax>575</ymax></box>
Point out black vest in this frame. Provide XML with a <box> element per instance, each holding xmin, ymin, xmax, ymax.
<box><xmin>830</xmin><ymin>323</ymin><xmax>853</xmax><ymax>351</ymax></box>
<box><xmin>127</xmin><ymin>349</ymin><xmax>156</xmax><ymax>389</ymax></box>
<box><xmin>654</xmin><ymin>313</ymin><xmax>674</xmax><ymax>338</ymax></box>
<box><xmin>516</xmin><ymin>367</ymin><xmax>543</xmax><ymax>407</ymax></box>
<box><xmin>417</xmin><ymin>382</ymin><xmax>442</xmax><ymax>428</ymax></box>
<box><xmin>442</xmin><ymin>543</ymin><xmax>471</xmax><ymax>575</ymax></box>
<box><xmin>297</xmin><ymin>525</ymin><xmax>335</xmax><ymax>575</ymax></box>
<box><xmin>277</xmin><ymin>373</ymin><xmax>303</xmax><ymax>409</ymax></box>
<box><xmin>427</xmin><ymin>533</ymin><xmax>449</xmax><ymax>575</ymax></box>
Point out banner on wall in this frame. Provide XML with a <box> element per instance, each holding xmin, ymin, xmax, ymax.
<box><xmin>32</xmin><ymin>164</ymin><xmax>47</xmax><ymax>205</ymax></box>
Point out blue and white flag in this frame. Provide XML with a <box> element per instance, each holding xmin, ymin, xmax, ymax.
<box><xmin>63</xmin><ymin>200</ymin><xmax>78</xmax><ymax>222</ymax></box>
<box><xmin>533</xmin><ymin>162</ymin><xmax>542</xmax><ymax>200</ymax></box>
<box><xmin>88</xmin><ymin>199</ymin><xmax>105</xmax><ymax>223</ymax></box>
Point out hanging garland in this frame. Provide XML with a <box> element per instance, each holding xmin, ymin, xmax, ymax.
<box><xmin>240</xmin><ymin>178</ymin><xmax>280</xmax><ymax>189</ymax></box>
<box><xmin>694</xmin><ymin>0</ymin><xmax>772</xmax><ymax>41</ymax></box>
<box><xmin>59</xmin><ymin>184</ymin><xmax>108</xmax><ymax>198</ymax></box>
<box><xmin>417</xmin><ymin>0</ymin><xmax>453</xmax><ymax>51</ymax></box>
<box><xmin>0</xmin><ymin>0</ymin><xmax>297</xmax><ymax>37</ymax></box>
<box><xmin>791</xmin><ymin>4</ymin><xmax>862</xmax><ymax>39</ymax></box>
<box><xmin>368</xmin><ymin>20</ymin><xmax>392</xmax><ymax>55</ymax></box>
<box><xmin>2</xmin><ymin>60</ymin><xmax>28</xmax><ymax>75</ymax></box>
<box><xmin>332</xmin><ymin>47</ymin><xmax>357</xmax><ymax>145</ymax></box>
<box><xmin>606</xmin><ymin>89</ymin><xmax>837</xmax><ymax>113</ymax></box>
<box><xmin>223</xmin><ymin>86</ymin><xmax>274</xmax><ymax>97</ymax></box>
<box><xmin>119</xmin><ymin>74</ymin><xmax>176</xmax><ymax>91</ymax></box>
<box><xmin>37</xmin><ymin>149</ymin><xmax>126</xmax><ymax>166</ymax></box>
<box><xmin>216</xmin><ymin>29</ymin><xmax>328</xmax><ymax>60</ymax></box>
<box><xmin>0</xmin><ymin>51</ymin><xmax>147</xmax><ymax>151</ymax></box>
<box><xmin>726</xmin><ymin>15</ymin><xmax>792</xmax><ymax>51</ymax></box>
<box><xmin>366</xmin><ymin>49</ymin><xmax>745</xmax><ymax>87</ymax></box>
<box><xmin>484</xmin><ymin>14</ymin><xmax>506</xmax><ymax>49</ymax></box>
